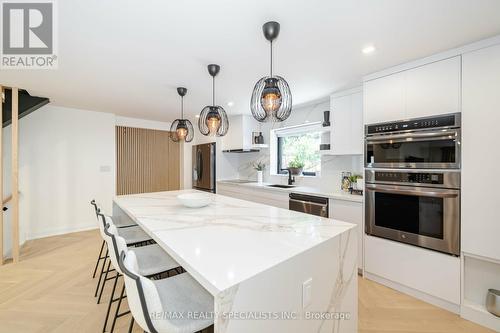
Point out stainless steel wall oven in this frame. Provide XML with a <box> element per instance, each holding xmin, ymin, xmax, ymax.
<box><xmin>365</xmin><ymin>169</ymin><xmax>460</xmax><ymax>256</ymax></box>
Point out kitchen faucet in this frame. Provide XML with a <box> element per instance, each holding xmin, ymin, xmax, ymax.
<box><xmin>281</xmin><ymin>168</ymin><xmax>295</xmax><ymax>185</ymax></box>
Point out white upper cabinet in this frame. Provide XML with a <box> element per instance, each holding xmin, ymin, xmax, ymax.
<box><xmin>462</xmin><ymin>44</ymin><xmax>500</xmax><ymax>261</ymax></box>
<box><xmin>364</xmin><ymin>56</ymin><xmax>461</xmax><ymax>124</ymax></box>
<box><xmin>329</xmin><ymin>89</ymin><xmax>363</xmax><ymax>155</ymax></box>
<box><xmin>364</xmin><ymin>72</ymin><xmax>405</xmax><ymax>124</ymax></box>
<box><xmin>222</xmin><ymin>115</ymin><xmax>260</xmax><ymax>151</ymax></box>
<box><xmin>406</xmin><ymin>57</ymin><xmax>461</xmax><ymax>119</ymax></box>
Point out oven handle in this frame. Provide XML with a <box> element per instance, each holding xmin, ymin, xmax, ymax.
<box><xmin>366</xmin><ymin>129</ymin><xmax>458</xmax><ymax>142</ymax></box>
<box><xmin>365</xmin><ymin>183</ymin><xmax>459</xmax><ymax>198</ymax></box>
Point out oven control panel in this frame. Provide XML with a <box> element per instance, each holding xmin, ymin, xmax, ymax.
<box><xmin>366</xmin><ymin>114</ymin><xmax>458</xmax><ymax>134</ymax></box>
<box><xmin>375</xmin><ymin>171</ymin><xmax>443</xmax><ymax>185</ymax></box>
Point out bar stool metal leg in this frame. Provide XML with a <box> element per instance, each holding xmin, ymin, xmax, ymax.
<box><xmin>95</xmin><ymin>249</ymin><xmax>109</xmax><ymax>297</ymax></box>
<box><xmin>127</xmin><ymin>317</ymin><xmax>134</xmax><ymax>333</ymax></box>
<box><xmin>97</xmin><ymin>259</ymin><xmax>112</xmax><ymax>304</ymax></box>
<box><xmin>110</xmin><ymin>284</ymin><xmax>126</xmax><ymax>333</ymax></box>
<box><xmin>102</xmin><ymin>272</ymin><xmax>120</xmax><ymax>332</ymax></box>
<box><xmin>93</xmin><ymin>240</ymin><xmax>106</xmax><ymax>278</ymax></box>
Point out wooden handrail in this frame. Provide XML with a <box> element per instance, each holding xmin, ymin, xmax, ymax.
<box><xmin>2</xmin><ymin>195</ymin><xmax>12</xmax><ymax>206</ymax></box>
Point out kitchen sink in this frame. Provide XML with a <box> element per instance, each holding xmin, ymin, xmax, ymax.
<box><xmin>267</xmin><ymin>184</ymin><xmax>296</xmax><ymax>189</ymax></box>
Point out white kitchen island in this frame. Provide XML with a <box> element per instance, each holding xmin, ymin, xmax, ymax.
<box><xmin>113</xmin><ymin>190</ymin><xmax>357</xmax><ymax>333</ymax></box>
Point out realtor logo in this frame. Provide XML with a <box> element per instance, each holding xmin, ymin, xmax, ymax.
<box><xmin>1</xmin><ymin>0</ymin><xmax>57</xmax><ymax>69</ymax></box>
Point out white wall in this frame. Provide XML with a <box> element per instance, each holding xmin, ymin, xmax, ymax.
<box><xmin>116</xmin><ymin>116</ymin><xmax>172</xmax><ymax>131</ymax></box>
<box><xmin>1</xmin><ymin>105</ymin><xmax>171</xmax><ymax>259</ymax></box>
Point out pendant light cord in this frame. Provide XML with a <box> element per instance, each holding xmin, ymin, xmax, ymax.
<box><xmin>212</xmin><ymin>76</ymin><xmax>216</xmax><ymax>106</ymax></box>
<box><xmin>270</xmin><ymin>40</ymin><xmax>273</xmax><ymax>78</ymax></box>
<box><xmin>181</xmin><ymin>95</ymin><xmax>184</xmax><ymax>119</ymax></box>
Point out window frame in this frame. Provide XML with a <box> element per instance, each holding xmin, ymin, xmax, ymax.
<box><xmin>272</xmin><ymin>122</ymin><xmax>323</xmax><ymax>178</ymax></box>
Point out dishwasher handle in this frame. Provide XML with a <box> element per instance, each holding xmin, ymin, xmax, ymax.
<box><xmin>289</xmin><ymin>198</ymin><xmax>328</xmax><ymax>208</ymax></box>
<box><xmin>289</xmin><ymin>193</ymin><xmax>329</xmax><ymax>218</ymax></box>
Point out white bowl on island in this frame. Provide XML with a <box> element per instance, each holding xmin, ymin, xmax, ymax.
<box><xmin>177</xmin><ymin>192</ymin><xmax>213</xmax><ymax>208</ymax></box>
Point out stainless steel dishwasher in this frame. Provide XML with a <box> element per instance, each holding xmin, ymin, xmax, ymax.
<box><xmin>289</xmin><ymin>193</ymin><xmax>329</xmax><ymax>217</ymax></box>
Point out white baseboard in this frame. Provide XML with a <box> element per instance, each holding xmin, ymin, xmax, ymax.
<box><xmin>26</xmin><ymin>224</ymin><xmax>98</xmax><ymax>241</ymax></box>
<box><xmin>461</xmin><ymin>301</ymin><xmax>500</xmax><ymax>332</ymax></box>
<box><xmin>364</xmin><ymin>272</ymin><xmax>460</xmax><ymax>314</ymax></box>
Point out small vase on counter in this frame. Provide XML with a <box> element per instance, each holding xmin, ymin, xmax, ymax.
<box><xmin>253</xmin><ymin>161</ymin><xmax>265</xmax><ymax>184</ymax></box>
<box><xmin>257</xmin><ymin>170</ymin><xmax>263</xmax><ymax>184</ymax></box>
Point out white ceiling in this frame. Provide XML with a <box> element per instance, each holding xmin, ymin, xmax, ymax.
<box><xmin>2</xmin><ymin>0</ymin><xmax>500</xmax><ymax>122</ymax></box>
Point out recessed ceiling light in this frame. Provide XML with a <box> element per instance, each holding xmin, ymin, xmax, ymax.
<box><xmin>195</xmin><ymin>114</ymin><xmax>200</xmax><ymax>118</ymax></box>
<box><xmin>362</xmin><ymin>45</ymin><xmax>376</xmax><ymax>54</ymax></box>
<box><xmin>227</xmin><ymin>101</ymin><xmax>234</xmax><ymax>107</ymax></box>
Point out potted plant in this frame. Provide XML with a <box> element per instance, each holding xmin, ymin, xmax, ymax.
<box><xmin>253</xmin><ymin>162</ymin><xmax>265</xmax><ymax>183</ymax></box>
<box><xmin>288</xmin><ymin>157</ymin><xmax>305</xmax><ymax>176</ymax></box>
<box><xmin>348</xmin><ymin>174</ymin><xmax>363</xmax><ymax>190</ymax></box>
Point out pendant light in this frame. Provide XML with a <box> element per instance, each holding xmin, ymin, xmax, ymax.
<box><xmin>169</xmin><ymin>87</ymin><xmax>194</xmax><ymax>142</ymax></box>
<box><xmin>251</xmin><ymin>21</ymin><xmax>292</xmax><ymax>122</ymax></box>
<box><xmin>198</xmin><ymin>64</ymin><xmax>229</xmax><ymax>136</ymax></box>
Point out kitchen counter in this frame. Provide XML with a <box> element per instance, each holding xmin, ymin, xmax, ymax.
<box><xmin>113</xmin><ymin>190</ymin><xmax>357</xmax><ymax>333</ymax></box>
<box><xmin>217</xmin><ymin>179</ymin><xmax>363</xmax><ymax>203</ymax></box>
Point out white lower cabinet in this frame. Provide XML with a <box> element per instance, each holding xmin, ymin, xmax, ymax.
<box><xmin>364</xmin><ymin>235</ymin><xmax>460</xmax><ymax>310</ymax></box>
<box><xmin>329</xmin><ymin>199</ymin><xmax>363</xmax><ymax>270</ymax></box>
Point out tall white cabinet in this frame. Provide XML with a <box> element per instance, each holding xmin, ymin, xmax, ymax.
<box><xmin>364</xmin><ymin>56</ymin><xmax>461</xmax><ymax>124</ymax></box>
<box><xmin>461</xmin><ymin>43</ymin><xmax>500</xmax><ymax>331</ymax></box>
<box><xmin>462</xmin><ymin>45</ymin><xmax>500</xmax><ymax>261</ymax></box>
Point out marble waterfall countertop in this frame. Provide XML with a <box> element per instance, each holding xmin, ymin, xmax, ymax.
<box><xmin>113</xmin><ymin>190</ymin><xmax>356</xmax><ymax>295</ymax></box>
<box><xmin>113</xmin><ymin>190</ymin><xmax>358</xmax><ymax>332</ymax></box>
<box><xmin>217</xmin><ymin>179</ymin><xmax>363</xmax><ymax>203</ymax></box>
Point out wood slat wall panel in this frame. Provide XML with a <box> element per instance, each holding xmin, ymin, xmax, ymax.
<box><xmin>168</xmin><ymin>137</ymin><xmax>180</xmax><ymax>190</ymax></box>
<box><xmin>116</xmin><ymin>126</ymin><xmax>180</xmax><ymax>195</ymax></box>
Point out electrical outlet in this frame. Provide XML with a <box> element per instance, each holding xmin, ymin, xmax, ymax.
<box><xmin>302</xmin><ymin>278</ymin><xmax>312</xmax><ymax>309</ymax></box>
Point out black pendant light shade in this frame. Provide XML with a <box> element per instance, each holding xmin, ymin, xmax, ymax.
<box><xmin>198</xmin><ymin>64</ymin><xmax>229</xmax><ymax>136</ymax></box>
<box><xmin>251</xmin><ymin>21</ymin><xmax>292</xmax><ymax>122</ymax></box>
<box><xmin>170</xmin><ymin>87</ymin><xmax>194</xmax><ymax>142</ymax></box>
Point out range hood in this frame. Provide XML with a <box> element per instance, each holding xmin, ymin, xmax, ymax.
<box><xmin>222</xmin><ymin>115</ymin><xmax>266</xmax><ymax>153</ymax></box>
<box><xmin>222</xmin><ymin>148</ymin><xmax>260</xmax><ymax>153</ymax></box>
<box><xmin>2</xmin><ymin>88</ymin><xmax>50</xmax><ymax>127</ymax></box>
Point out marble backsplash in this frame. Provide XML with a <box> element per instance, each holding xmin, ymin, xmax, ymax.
<box><xmin>228</xmin><ymin>152</ymin><xmax>363</xmax><ymax>193</ymax></box>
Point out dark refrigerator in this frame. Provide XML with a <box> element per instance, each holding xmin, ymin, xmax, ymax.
<box><xmin>192</xmin><ymin>142</ymin><xmax>216</xmax><ymax>193</ymax></box>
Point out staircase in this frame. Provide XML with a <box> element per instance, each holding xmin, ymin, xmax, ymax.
<box><xmin>2</xmin><ymin>88</ymin><xmax>49</xmax><ymax>127</ymax></box>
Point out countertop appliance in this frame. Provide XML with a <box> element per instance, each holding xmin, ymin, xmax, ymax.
<box><xmin>365</xmin><ymin>113</ymin><xmax>461</xmax><ymax>169</ymax></box>
<box><xmin>289</xmin><ymin>193</ymin><xmax>329</xmax><ymax>218</ymax></box>
<box><xmin>192</xmin><ymin>143</ymin><xmax>216</xmax><ymax>193</ymax></box>
<box><xmin>365</xmin><ymin>169</ymin><xmax>460</xmax><ymax>256</ymax></box>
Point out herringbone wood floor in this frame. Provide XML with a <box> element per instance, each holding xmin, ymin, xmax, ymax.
<box><xmin>0</xmin><ymin>230</ymin><xmax>494</xmax><ymax>333</ymax></box>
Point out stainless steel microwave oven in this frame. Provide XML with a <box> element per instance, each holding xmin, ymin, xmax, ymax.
<box><xmin>365</xmin><ymin>113</ymin><xmax>461</xmax><ymax>169</ymax></box>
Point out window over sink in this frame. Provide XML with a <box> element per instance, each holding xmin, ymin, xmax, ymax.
<box><xmin>271</xmin><ymin>122</ymin><xmax>322</xmax><ymax>177</ymax></box>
